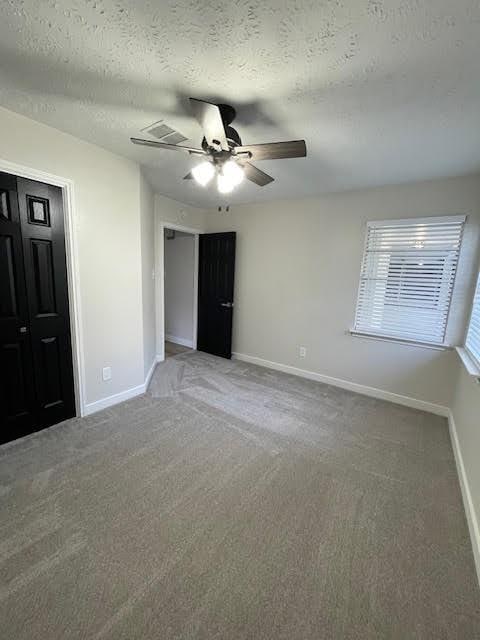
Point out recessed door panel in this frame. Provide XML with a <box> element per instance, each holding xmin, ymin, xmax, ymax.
<box><xmin>38</xmin><ymin>336</ymin><xmax>63</xmax><ymax>409</ymax></box>
<box><xmin>27</xmin><ymin>196</ymin><xmax>50</xmax><ymax>226</ymax></box>
<box><xmin>1</xmin><ymin>342</ymin><xmax>30</xmax><ymax>420</ymax></box>
<box><xmin>0</xmin><ymin>234</ymin><xmax>17</xmax><ymax>318</ymax></box>
<box><xmin>0</xmin><ymin>189</ymin><xmax>11</xmax><ymax>220</ymax></box>
<box><xmin>31</xmin><ymin>239</ymin><xmax>57</xmax><ymax>316</ymax></box>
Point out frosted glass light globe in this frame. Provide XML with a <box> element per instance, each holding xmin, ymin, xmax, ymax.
<box><xmin>222</xmin><ymin>160</ymin><xmax>244</xmax><ymax>186</ymax></box>
<box><xmin>191</xmin><ymin>161</ymin><xmax>215</xmax><ymax>186</ymax></box>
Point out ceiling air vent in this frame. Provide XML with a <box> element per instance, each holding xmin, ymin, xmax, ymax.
<box><xmin>143</xmin><ymin>120</ymin><xmax>188</xmax><ymax>145</ymax></box>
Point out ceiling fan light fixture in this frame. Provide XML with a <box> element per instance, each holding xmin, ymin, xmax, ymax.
<box><xmin>191</xmin><ymin>161</ymin><xmax>215</xmax><ymax>186</ymax></box>
<box><xmin>222</xmin><ymin>160</ymin><xmax>244</xmax><ymax>186</ymax></box>
<box><xmin>217</xmin><ymin>172</ymin><xmax>235</xmax><ymax>194</ymax></box>
<box><xmin>132</xmin><ymin>98</ymin><xmax>306</xmax><ymax>192</ymax></box>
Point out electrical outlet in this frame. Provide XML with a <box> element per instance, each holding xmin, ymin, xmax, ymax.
<box><xmin>102</xmin><ymin>366</ymin><xmax>112</xmax><ymax>381</ymax></box>
<box><xmin>299</xmin><ymin>346</ymin><xmax>307</xmax><ymax>358</ymax></box>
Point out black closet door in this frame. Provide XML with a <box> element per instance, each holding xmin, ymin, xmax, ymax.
<box><xmin>16</xmin><ymin>177</ymin><xmax>75</xmax><ymax>431</ymax></box>
<box><xmin>0</xmin><ymin>172</ymin><xmax>38</xmax><ymax>440</ymax></box>
<box><xmin>197</xmin><ymin>232</ymin><xmax>236</xmax><ymax>359</ymax></box>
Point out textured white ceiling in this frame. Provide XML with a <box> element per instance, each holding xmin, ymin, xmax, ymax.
<box><xmin>1</xmin><ymin>1</ymin><xmax>480</xmax><ymax>207</ymax></box>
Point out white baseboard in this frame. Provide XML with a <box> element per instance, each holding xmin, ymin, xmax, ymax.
<box><xmin>448</xmin><ymin>410</ymin><xmax>480</xmax><ymax>585</ymax></box>
<box><xmin>84</xmin><ymin>358</ymin><xmax>157</xmax><ymax>416</ymax></box>
<box><xmin>232</xmin><ymin>352</ymin><xmax>449</xmax><ymax>417</ymax></box>
<box><xmin>83</xmin><ymin>383</ymin><xmax>146</xmax><ymax>416</ymax></box>
<box><xmin>165</xmin><ymin>334</ymin><xmax>194</xmax><ymax>348</ymax></box>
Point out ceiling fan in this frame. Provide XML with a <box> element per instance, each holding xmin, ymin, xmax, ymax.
<box><xmin>131</xmin><ymin>98</ymin><xmax>307</xmax><ymax>194</ymax></box>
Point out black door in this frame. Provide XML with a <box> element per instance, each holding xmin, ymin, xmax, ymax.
<box><xmin>0</xmin><ymin>172</ymin><xmax>38</xmax><ymax>437</ymax></box>
<box><xmin>0</xmin><ymin>173</ymin><xmax>75</xmax><ymax>444</ymax></box>
<box><xmin>197</xmin><ymin>232</ymin><xmax>236</xmax><ymax>359</ymax></box>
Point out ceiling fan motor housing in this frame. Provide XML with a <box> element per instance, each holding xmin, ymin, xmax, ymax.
<box><xmin>200</xmin><ymin>103</ymin><xmax>241</xmax><ymax>152</ymax></box>
<box><xmin>201</xmin><ymin>125</ymin><xmax>241</xmax><ymax>152</ymax></box>
<box><xmin>217</xmin><ymin>103</ymin><xmax>236</xmax><ymax>125</ymax></box>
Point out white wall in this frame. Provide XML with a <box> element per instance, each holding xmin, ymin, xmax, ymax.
<box><xmin>155</xmin><ymin>193</ymin><xmax>207</xmax><ymax>229</ymax></box>
<box><xmin>205</xmin><ymin>174</ymin><xmax>480</xmax><ymax>408</ymax></box>
<box><xmin>164</xmin><ymin>232</ymin><xmax>195</xmax><ymax>345</ymax></box>
<box><xmin>0</xmin><ymin>106</ymin><xmax>145</xmax><ymax>408</ymax></box>
<box><xmin>450</xmin><ymin>241</ymin><xmax>480</xmax><ymax>579</ymax></box>
<box><xmin>451</xmin><ymin>361</ymin><xmax>480</xmax><ymax>578</ymax></box>
<box><xmin>154</xmin><ymin>193</ymin><xmax>205</xmax><ymax>358</ymax></box>
<box><xmin>140</xmin><ymin>173</ymin><xmax>156</xmax><ymax>377</ymax></box>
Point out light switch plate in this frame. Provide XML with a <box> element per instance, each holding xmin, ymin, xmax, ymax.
<box><xmin>102</xmin><ymin>366</ymin><xmax>112</xmax><ymax>381</ymax></box>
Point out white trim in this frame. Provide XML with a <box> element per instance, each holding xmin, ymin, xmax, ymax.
<box><xmin>0</xmin><ymin>157</ymin><xmax>87</xmax><ymax>417</ymax></box>
<box><xmin>232</xmin><ymin>351</ymin><xmax>449</xmax><ymax>417</ymax></box>
<box><xmin>83</xmin><ymin>384</ymin><xmax>145</xmax><ymax>416</ymax></box>
<box><xmin>350</xmin><ymin>329</ymin><xmax>449</xmax><ymax>351</ymax></box>
<box><xmin>456</xmin><ymin>347</ymin><xmax>480</xmax><ymax>378</ymax></box>
<box><xmin>464</xmin><ymin>269</ymin><xmax>480</xmax><ymax>372</ymax></box>
<box><xmin>159</xmin><ymin>222</ymin><xmax>205</xmax><ymax>235</ymax></box>
<box><xmin>367</xmin><ymin>214</ymin><xmax>466</xmax><ymax>228</ymax></box>
<box><xmin>144</xmin><ymin>358</ymin><xmax>157</xmax><ymax>390</ymax></box>
<box><xmin>154</xmin><ymin>215</ymin><xmax>165</xmax><ymax>362</ymax></box>
<box><xmin>448</xmin><ymin>410</ymin><xmax>480</xmax><ymax>586</ymax></box>
<box><xmin>156</xmin><ymin>353</ymin><xmax>164</xmax><ymax>363</ymax></box>
<box><xmin>165</xmin><ymin>334</ymin><xmax>194</xmax><ymax>348</ymax></box>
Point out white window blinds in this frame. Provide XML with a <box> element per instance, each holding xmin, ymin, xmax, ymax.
<box><xmin>465</xmin><ymin>272</ymin><xmax>480</xmax><ymax>366</ymax></box>
<box><xmin>353</xmin><ymin>216</ymin><xmax>465</xmax><ymax>345</ymax></box>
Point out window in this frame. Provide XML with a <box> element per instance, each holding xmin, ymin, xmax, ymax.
<box><xmin>353</xmin><ymin>216</ymin><xmax>465</xmax><ymax>346</ymax></box>
<box><xmin>465</xmin><ymin>271</ymin><xmax>480</xmax><ymax>367</ymax></box>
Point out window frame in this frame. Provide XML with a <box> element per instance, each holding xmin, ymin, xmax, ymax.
<box><xmin>351</xmin><ymin>215</ymin><xmax>466</xmax><ymax>349</ymax></box>
<box><xmin>463</xmin><ymin>270</ymin><xmax>480</xmax><ymax>372</ymax></box>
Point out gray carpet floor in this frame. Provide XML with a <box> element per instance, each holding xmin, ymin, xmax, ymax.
<box><xmin>1</xmin><ymin>350</ymin><xmax>479</xmax><ymax>639</ymax></box>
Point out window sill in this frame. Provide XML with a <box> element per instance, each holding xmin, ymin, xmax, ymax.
<box><xmin>349</xmin><ymin>329</ymin><xmax>450</xmax><ymax>351</ymax></box>
<box><xmin>455</xmin><ymin>347</ymin><xmax>480</xmax><ymax>378</ymax></box>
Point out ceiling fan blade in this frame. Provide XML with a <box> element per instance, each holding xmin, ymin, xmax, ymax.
<box><xmin>243</xmin><ymin>163</ymin><xmax>274</xmax><ymax>186</ymax></box>
<box><xmin>189</xmin><ymin>98</ymin><xmax>229</xmax><ymax>151</ymax></box>
<box><xmin>131</xmin><ymin>138</ymin><xmax>206</xmax><ymax>155</ymax></box>
<box><xmin>183</xmin><ymin>172</ymin><xmax>193</xmax><ymax>180</ymax></box>
<box><xmin>235</xmin><ymin>140</ymin><xmax>306</xmax><ymax>161</ymax></box>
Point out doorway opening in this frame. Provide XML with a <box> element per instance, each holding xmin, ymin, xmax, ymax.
<box><xmin>157</xmin><ymin>223</ymin><xmax>236</xmax><ymax>363</ymax></box>
<box><xmin>163</xmin><ymin>227</ymin><xmax>197</xmax><ymax>359</ymax></box>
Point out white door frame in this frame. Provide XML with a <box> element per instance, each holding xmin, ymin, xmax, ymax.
<box><xmin>156</xmin><ymin>220</ymin><xmax>204</xmax><ymax>362</ymax></box>
<box><xmin>0</xmin><ymin>157</ymin><xmax>86</xmax><ymax>417</ymax></box>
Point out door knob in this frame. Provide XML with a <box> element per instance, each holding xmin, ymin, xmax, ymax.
<box><xmin>19</xmin><ymin>326</ymin><xmax>28</xmax><ymax>333</ymax></box>
<box><xmin>220</xmin><ymin>302</ymin><xmax>234</xmax><ymax>308</ymax></box>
